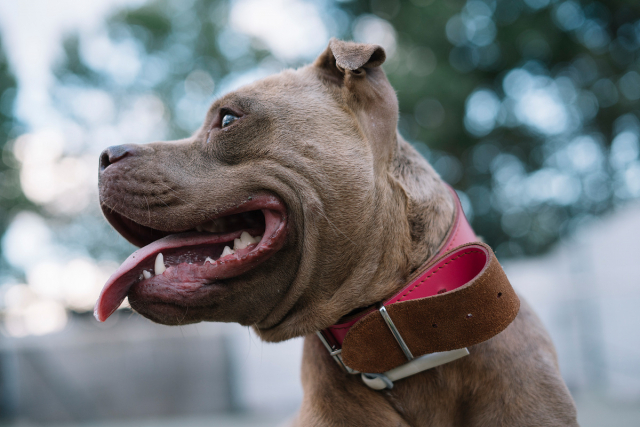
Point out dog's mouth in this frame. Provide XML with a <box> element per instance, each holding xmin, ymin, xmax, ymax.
<box><xmin>94</xmin><ymin>194</ymin><xmax>288</xmax><ymax>322</ymax></box>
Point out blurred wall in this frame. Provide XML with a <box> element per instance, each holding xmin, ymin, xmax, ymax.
<box><xmin>506</xmin><ymin>201</ymin><xmax>640</xmax><ymax>399</ymax></box>
<box><xmin>0</xmin><ymin>313</ymin><xmax>236</xmax><ymax>422</ymax></box>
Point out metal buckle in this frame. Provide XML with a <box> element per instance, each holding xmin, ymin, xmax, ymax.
<box><xmin>379</xmin><ymin>305</ymin><xmax>413</xmax><ymax>361</ymax></box>
<box><xmin>317</xmin><ymin>305</ymin><xmax>413</xmax><ymax>375</ymax></box>
<box><xmin>316</xmin><ymin>331</ymin><xmax>359</xmax><ymax>374</ymax></box>
<box><xmin>318</xmin><ymin>305</ymin><xmax>470</xmax><ymax>390</ymax></box>
<box><xmin>362</xmin><ymin>305</ymin><xmax>469</xmax><ymax>390</ymax></box>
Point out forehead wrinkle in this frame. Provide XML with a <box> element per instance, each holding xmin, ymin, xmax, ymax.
<box><xmin>206</xmin><ymin>92</ymin><xmax>252</xmax><ymax>115</ymax></box>
<box><xmin>211</xmin><ymin>68</ymin><xmax>332</xmax><ymax>117</ymax></box>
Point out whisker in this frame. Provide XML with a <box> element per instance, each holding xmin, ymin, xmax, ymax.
<box><xmin>144</xmin><ymin>196</ymin><xmax>151</xmax><ymax>223</ymax></box>
<box><xmin>152</xmin><ymin>194</ymin><xmax>170</xmax><ymax>208</ymax></box>
<box><xmin>320</xmin><ymin>211</ymin><xmax>357</xmax><ymax>246</ymax></box>
<box><xmin>158</xmin><ymin>182</ymin><xmax>187</xmax><ymax>203</ymax></box>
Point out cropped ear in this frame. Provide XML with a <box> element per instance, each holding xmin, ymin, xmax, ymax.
<box><xmin>314</xmin><ymin>38</ymin><xmax>386</xmax><ymax>87</ymax></box>
<box><xmin>313</xmin><ymin>39</ymin><xmax>398</xmax><ymax>167</ymax></box>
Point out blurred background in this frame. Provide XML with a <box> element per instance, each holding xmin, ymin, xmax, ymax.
<box><xmin>0</xmin><ymin>0</ymin><xmax>638</xmax><ymax>425</ymax></box>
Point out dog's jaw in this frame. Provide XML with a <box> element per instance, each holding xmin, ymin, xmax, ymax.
<box><xmin>95</xmin><ymin>195</ymin><xmax>288</xmax><ymax>323</ymax></box>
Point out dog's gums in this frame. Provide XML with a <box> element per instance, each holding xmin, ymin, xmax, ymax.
<box><xmin>94</xmin><ymin>194</ymin><xmax>287</xmax><ymax>322</ymax></box>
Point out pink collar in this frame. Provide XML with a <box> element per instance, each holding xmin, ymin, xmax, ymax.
<box><xmin>319</xmin><ymin>185</ymin><xmax>477</xmax><ymax>351</ymax></box>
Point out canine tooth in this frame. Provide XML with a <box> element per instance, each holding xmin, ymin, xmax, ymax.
<box><xmin>143</xmin><ymin>270</ymin><xmax>152</xmax><ymax>279</ymax></box>
<box><xmin>204</xmin><ymin>257</ymin><xmax>215</xmax><ymax>264</ymax></box>
<box><xmin>155</xmin><ymin>253</ymin><xmax>166</xmax><ymax>275</ymax></box>
<box><xmin>221</xmin><ymin>246</ymin><xmax>235</xmax><ymax>257</ymax></box>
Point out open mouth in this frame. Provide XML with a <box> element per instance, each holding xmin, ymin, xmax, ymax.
<box><xmin>94</xmin><ymin>194</ymin><xmax>288</xmax><ymax>322</ymax></box>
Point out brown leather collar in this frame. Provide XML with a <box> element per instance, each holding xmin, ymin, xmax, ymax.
<box><xmin>317</xmin><ymin>187</ymin><xmax>520</xmax><ymax>375</ymax></box>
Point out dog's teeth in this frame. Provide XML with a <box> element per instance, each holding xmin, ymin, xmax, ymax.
<box><xmin>240</xmin><ymin>231</ymin><xmax>254</xmax><ymax>245</ymax></box>
<box><xmin>221</xmin><ymin>246</ymin><xmax>235</xmax><ymax>257</ymax></box>
<box><xmin>234</xmin><ymin>231</ymin><xmax>260</xmax><ymax>251</ymax></box>
<box><xmin>155</xmin><ymin>253</ymin><xmax>166</xmax><ymax>275</ymax></box>
<box><xmin>204</xmin><ymin>256</ymin><xmax>215</xmax><ymax>264</ymax></box>
<box><xmin>233</xmin><ymin>238</ymin><xmax>248</xmax><ymax>251</ymax></box>
<box><xmin>143</xmin><ymin>270</ymin><xmax>152</xmax><ymax>279</ymax></box>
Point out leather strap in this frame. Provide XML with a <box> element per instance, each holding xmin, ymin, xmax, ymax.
<box><xmin>317</xmin><ymin>186</ymin><xmax>520</xmax><ymax>374</ymax></box>
<box><xmin>341</xmin><ymin>242</ymin><xmax>520</xmax><ymax>373</ymax></box>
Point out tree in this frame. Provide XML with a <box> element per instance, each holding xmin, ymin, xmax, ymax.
<box><xmin>340</xmin><ymin>0</ymin><xmax>640</xmax><ymax>257</ymax></box>
<box><xmin>52</xmin><ymin>0</ymin><xmax>640</xmax><ymax>258</ymax></box>
<box><xmin>0</xmin><ymin>34</ymin><xmax>27</xmax><ymax>277</ymax></box>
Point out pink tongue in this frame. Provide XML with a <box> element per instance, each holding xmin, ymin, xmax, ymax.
<box><xmin>94</xmin><ymin>231</ymin><xmax>239</xmax><ymax>322</ymax></box>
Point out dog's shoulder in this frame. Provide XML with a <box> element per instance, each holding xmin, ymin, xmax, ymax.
<box><xmin>456</xmin><ymin>298</ymin><xmax>579</xmax><ymax>426</ymax></box>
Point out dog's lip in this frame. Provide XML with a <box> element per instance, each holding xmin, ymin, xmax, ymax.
<box><xmin>101</xmin><ymin>193</ymin><xmax>283</xmax><ymax>248</ymax></box>
<box><xmin>101</xmin><ymin>209</ymin><xmax>171</xmax><ymax>249</ymax></box>
<box><xmin>94</xmin><ymin>195</ymin><xmax>288</xmax><ymax>322</ymax></box>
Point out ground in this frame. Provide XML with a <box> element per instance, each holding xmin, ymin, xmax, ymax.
<box><xmin>2</xmin><ymin>393</ymin><xmax>638</xmax><ymax>427</ymax></box>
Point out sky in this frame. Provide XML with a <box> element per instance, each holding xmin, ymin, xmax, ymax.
<box><xmin>0</xmin><ymin>0</ymin><xmax>145</xmax><ymax>130</ymax></box>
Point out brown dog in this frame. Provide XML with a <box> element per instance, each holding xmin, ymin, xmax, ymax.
<box><xmin>96</xmin><ymin>39</ymin><xmax>579</xmax><ymax>426</ymax></box>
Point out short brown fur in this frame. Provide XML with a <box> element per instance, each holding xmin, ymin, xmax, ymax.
<box><xmin>98</xmin><ymin>39</ymin><xmax>578</xmax><ymax>426</ymax></box>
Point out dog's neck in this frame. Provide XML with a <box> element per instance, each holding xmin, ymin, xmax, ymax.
<box><xmin>339</xmin><ymin>134</ymin><xmax>456</xmax><ymax>317</ymax></box>
<box><xmin>391</xmin><ymin>134</ymin><xmax>456</xmax><ymax>279</ymax></box>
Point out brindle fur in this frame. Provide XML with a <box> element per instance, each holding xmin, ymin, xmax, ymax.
<box><xmin>99</xmin><ymin>39</ymin><xmax>578</xmax><ymax>426</ymax></box>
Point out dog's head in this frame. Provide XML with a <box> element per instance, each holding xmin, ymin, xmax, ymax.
<box><xmin>96</xmin><ymin>39</ymin><xmax>451</xmax><ymax>341</ymax></box>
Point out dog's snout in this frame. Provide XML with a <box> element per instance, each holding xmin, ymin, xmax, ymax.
<box><xmin>99</xmin><ymin>145</ymin><xmax>136</xmax><ymax>171</ymax></box>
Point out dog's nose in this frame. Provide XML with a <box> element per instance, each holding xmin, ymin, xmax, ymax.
<box><xmin>99</xmin><ymin>145</ymin><xmax>135</xmax><ymax>171</ymax></box>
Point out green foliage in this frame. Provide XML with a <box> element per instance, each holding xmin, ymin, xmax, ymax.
<box><xmin>55</xmin><ymin>35</ymin><xmax>102</xmax><ymax>85</ymax></box>
<box><xmin>0</xmin><ymin>36</ymin><xmax>28</xmax><ymax>272</ymax></box>
<box><xmin>51</xmin><ymin>0</ymin><xmax>640</xmax><ymax>258</ymax></box>
<box><xmin>341</xmin><ymin>0</ymin><xmax>640</xmax><ymax>257</ymax></box>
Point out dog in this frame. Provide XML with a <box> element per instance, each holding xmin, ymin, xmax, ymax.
<box><xmin>95</xmin><ymin>39</ymin><xmax>579</xmax><ymax>426</ymax></box>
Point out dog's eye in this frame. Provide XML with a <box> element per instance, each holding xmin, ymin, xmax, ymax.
<box><xmin>221</xmin><ymin>114</ymin><xmax>238</xmax><ymax>128</ymax></box>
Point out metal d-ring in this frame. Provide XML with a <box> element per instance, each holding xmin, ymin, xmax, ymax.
<box><xmin>316</xmin><ymin>331</ymin><xmax>359</xmax><ymax>374</ymax></box>
<box><xmin>362</xmin><ymin>372</ymin><xmax>394</xmax><ymax>389</ymax></box>
<box><xmin>379</xmin><ymin>306</ymin><xmax>414</xmax><ymax>361</ymax></box>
